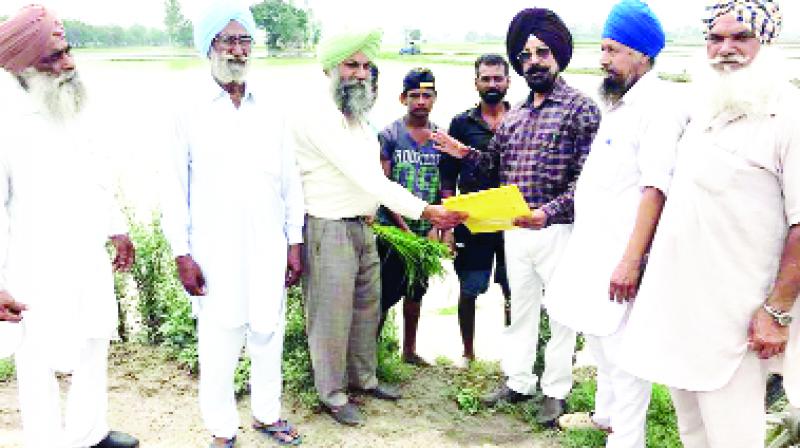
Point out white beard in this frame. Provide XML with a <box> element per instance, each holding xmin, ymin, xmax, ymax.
<box><xmin>19</xmin><ymin>67</ymin><xmax>87</xmax><ymax>122</ymax></box>
<box><xmin>692</xmin><ymin>46</ymin><xmax>788</xmax><ymax>121</ymax></box>
<box><xmin>210</xmin><ymin>51</ymin><xmax>249</xmax><ymax>84</ymax></box>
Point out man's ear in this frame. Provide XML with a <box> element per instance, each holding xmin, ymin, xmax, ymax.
<box><xmin>399</xmin><ymin>92</ymin><xmax>407</xmax><ymax>105</ymax></box>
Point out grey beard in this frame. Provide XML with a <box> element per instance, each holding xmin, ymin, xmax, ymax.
<box><xmin>210</xmin><ymin>51</ymin><xmax>249</xmax><ymax>84</ymax></box>
<box><xmin>598</xmin><ymin>72</ymin><xmax>637</xmax><ymax>107</ymax></box>
<box><xmin>20</xmin><ymin>68</ymin><xmax>87</xmax><ymax>121</ymax></box>
<box><xmin>329</xmin><ymin>67</ymin><xmax>376</xmax><ymax>121</ymax></box>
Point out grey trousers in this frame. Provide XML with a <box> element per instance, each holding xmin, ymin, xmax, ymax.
<box><xmin>302</xmin><ymin>216</ymin><xmax>380</xmax><ymax>407</ymax></box>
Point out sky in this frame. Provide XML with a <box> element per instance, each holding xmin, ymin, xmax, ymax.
<box><xmin>1</xmin><ymin>0</ymin><xmax>798</xmax><ymax>41</ymax></box>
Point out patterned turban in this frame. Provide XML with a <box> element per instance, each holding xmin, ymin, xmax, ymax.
<box><xmin>703</xmin><ymin>0</ymin><xmax>782</xmax><ymax>44</ymax></box>
<box><xmin>506</xmin><ymin>8</ymin><xmax>573</xmax><ymax>75</ymax></box>
<box><xmin>0</xmin><ymin>5</ymin><xmax>65</xmax><ymax>74</ymax></box>
<box><xmin>318</xmin><ymin>29</ymin><xmax>382</xmax><ymax>71</ymax></box>
<box><xmin>193</xmin><ymin>1</ymin><xmax>257</xmax><ymax>57</ymax></box>
<box><xmin>603</xmin><ymin>0</ymin><xmax>666</xmax><ymax>58</ymax></box>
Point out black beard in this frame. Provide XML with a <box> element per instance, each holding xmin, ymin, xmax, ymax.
<box><xmin>525</xmin><ymin>65</ymin><xmax>556</xmax><ymax>93</ymax></box>
<box><xmin>479</xmin><ymin>88</ymin><xmax>506</xmax><ymax>105</ymax></box>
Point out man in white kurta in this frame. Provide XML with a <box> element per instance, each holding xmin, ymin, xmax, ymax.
<box><xmin>0</xmin><ymin>5</ymin><xmax>138</xmax><ymax>448</ymax></box>
<box><xmin>619</xmin><ymin>2</ymin><xmax>800</xmax><ymax>447</ymax></box>
<box><xmin>160</xmin><ymin>4</ymin><xmax>304</xmax><ymax>447</ymax></box>
<box><xmin>290</xmin><ymin>30</ymin><xmax>466</xmax><ymax>426</ymax></box>
<box><xmin>545</xmin><ymin>2</ymin><xmax>685</xmax><ymax>446</ymax></box>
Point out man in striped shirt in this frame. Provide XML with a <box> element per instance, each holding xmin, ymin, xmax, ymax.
<box><xmin>433</xmin><ymin>7</ymin><xmax>601</xmax><ymax>425</ymax></box>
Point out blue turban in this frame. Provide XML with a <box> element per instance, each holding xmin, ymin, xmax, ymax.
<box><xmin>193</xmin><ymin>2</ymin><xmax>258</xmax><ymax>57</ymax></box>
<box><xmin>603</xmin><ymin>0</ymin><xmax>665</xmax><ymax>58</ymax></box>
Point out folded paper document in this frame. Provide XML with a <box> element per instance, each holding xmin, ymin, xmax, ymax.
<box><xmin>442</xmin><ymin>185</ymin><xmax>531</xmax><ymax>233</ymax></box>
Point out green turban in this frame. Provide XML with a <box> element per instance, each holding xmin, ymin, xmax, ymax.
<box><xmin>318</xmin><ymin>29</ymin><xmax>382</xmax><ymax>71</ymax></box>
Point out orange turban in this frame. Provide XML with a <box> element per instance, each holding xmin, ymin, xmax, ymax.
<box><xmin>0</xmin><ymin>5</ymin><xmax>65</xmax><ymax>74</ymax></box>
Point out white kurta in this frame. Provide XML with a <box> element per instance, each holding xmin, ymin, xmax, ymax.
<box><xmin>161</xmin><ymin>77</ymin><xmax>304</xmax><ymax>334</ymax></box>
<box><xmin>619</xmin><ymin>82</ymin><xmax>800</xmax><ymax>405</ymax></box>
<box><xmin>290</xmin><ymin>75</ymin><xmax>427</xmax><ymax>220</ymax></box>
<box><xmin>0</xmin><ymin>82</ymin><xmax>124</xmax><ymax>372</ymax></box>
<box><xmin>545</xmin><ymin>73</ymin><xmax>686</xmax><ymax>337</ymax></box>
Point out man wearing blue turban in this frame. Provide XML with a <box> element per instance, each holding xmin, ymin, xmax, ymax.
<box><xmin>545</xmin><ymin>1</ymin><xmax>687</xmax><ymax>447</ymax></box>
<box><xmin>161</xmin><ymin>2</ymin><xmax>304</xmax><ymax>447</ymax></box>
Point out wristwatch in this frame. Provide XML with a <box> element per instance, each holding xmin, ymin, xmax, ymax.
<box><xmin>763</xmin><ymin>303</ymin><xmax>793</xmax><ymax>327</ymax></box>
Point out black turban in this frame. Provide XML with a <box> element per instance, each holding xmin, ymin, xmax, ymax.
<box><xmin>506</xmin><ymin>8</ymin><xmax>573</xmax><ymax>76</ymax></box>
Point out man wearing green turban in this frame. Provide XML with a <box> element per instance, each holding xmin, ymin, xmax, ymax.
<box><xmin>289</xmin><ymin>29</ymin><xmax>467</xmax><ymax>426</ymax></box>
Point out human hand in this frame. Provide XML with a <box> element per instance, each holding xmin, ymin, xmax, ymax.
<box><xmin>431</xmin><ymin>130</ymin><xmax>471</xmax><ymax>159</ymax></box>
<box><xmin>748</xmin><ymin>307</ymin><xmax>789</xmax><ymax>359</ymax></box>
<box><xmin>286</xmin><ymin>244</ymin><xmax>303</xmax><ymax>287</ymax></box>
<box><xmin>513</xmin><ymin>209</ymin><xmax>548</xmax><ymax>230</ymax></box>
<box><xmin>0</xmin><ymin>291</ymin><xmax>26</xmax><ymax>323</ymax></box>
<box><xmin>608</xmin><ymin>259</ymin><xmax>641</xmax><ymax>303</ymax></box>
<box><xmin>442</xmin><ymin>229</ymin><xmax>456</xmax><ymax>254</ymax></box>
<box><xmin>175</xmin><ymin>255</ymin><xmax>207</xmax><ymax>296</ymax></box>
<box><xmin>422</xmin><ymin>205</ymin><xmax>468</xmax><ymax>230</ymax></box>
<box><xmin>109</xmin><ymin>234</ymin><xmax>135</xmax><ymax>272</ymax></box>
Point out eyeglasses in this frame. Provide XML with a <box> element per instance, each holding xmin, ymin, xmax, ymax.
<box><xmin>214</xmin><ymin>34</ymin><xmax>253</xmax><ymax>48</ymax></box>
<box><xmin>38</xmin><ymin>44</ymin><xmax>72</xmax><ymax>66</ymax></box>
<box><xmin>516</xmin><ymin>47</ymin><xmax>552</xmax><ymax>63</ymax></box>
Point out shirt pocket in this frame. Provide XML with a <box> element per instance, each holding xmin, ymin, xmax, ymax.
<box><xmin>689</xmin><ymin>143</ymin><xmax>747</xmax><ymax>195</ymax></box>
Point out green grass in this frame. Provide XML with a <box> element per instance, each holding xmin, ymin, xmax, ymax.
<box><xmin>446</xmin><ymin>359</ymin><xmax>504</xmax><ymax>415</ymax></box>
<box><xmin>0</xmin><ymin>358</ymin><xmax>14</xmax><ymax>382</ymax></box>
<box><xmin>560</xmin><ymin>378</ymin><xmax>681</xmax><ymax>448</ymax></box>
<box><xmin>437</xmin><ymin>305</ymin><xmax>458</xmax><ymax>316</ymax></box>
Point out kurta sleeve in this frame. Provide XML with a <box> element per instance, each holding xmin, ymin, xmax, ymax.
<box><xmin>295</xmin><ymin>115</ymin><xmax>427</xmax><ymax>220</ymax></box>
<box><xmin>160</xmin><ymin>112</ymin><xmax>192</xmax><ymax>257</ymax></box>
<box><xmin>780</xmin><ymin>114</ymin><xmax>800</xmax><ymax>226</ymax></box>
<box><xmin>0</xmin><ymin>152</ymin><xmax>10</xmax><ymax>290</ymax></box>
<box><xmin>280</xmin><ymin>119</ymin><xmax>305</xmax><ymax>245</ymax></box>
<box><xmin>637</xmin><ymin>93</ymin><xmax>687</xmax><ymax>196</ymax></box>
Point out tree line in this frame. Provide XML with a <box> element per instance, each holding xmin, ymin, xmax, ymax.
<box><xmin>0</xmin><ymin>0</ymin><xmax>320</xmax><ymax>50</ymax></box>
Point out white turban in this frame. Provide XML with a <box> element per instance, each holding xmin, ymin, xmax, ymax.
<box><xmin>193</xmin><ymin>1</ymin><xmax>257</xmax><ymax>57</ymax></box>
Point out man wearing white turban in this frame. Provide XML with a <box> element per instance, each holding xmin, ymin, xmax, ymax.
<box><xmin>620</xmin><ymin>1</ymin><xmax>800</xmax><ymax>446</ymax></box>
<box><xmin>160</xmin><ymin>2</ymin><xmax>304</xmax><ymax>447</ymax></box>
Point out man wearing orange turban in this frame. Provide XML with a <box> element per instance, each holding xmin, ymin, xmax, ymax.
<box><xmin>0</xmin><ymin>5</ymin><xmax>138</xmax><ymax>448</ymax></box>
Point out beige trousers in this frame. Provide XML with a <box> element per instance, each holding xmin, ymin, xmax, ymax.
<box><xmin>302</xmin><ymin>216</ymin><xmax>380</xmax><ymax>407</ymax></box>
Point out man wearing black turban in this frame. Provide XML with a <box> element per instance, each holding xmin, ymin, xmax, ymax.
<box><xmin>432</xmin><ymin>8</ymin><xmax>601</xmax><ymax>426</ymax></box>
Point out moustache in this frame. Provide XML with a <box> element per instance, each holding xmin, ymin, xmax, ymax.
<box><xmin>709</xmin><ymin>54</ymin><xmax>749</xmax><ymax>66</ymax></box>
<box><xmin>525</xmin><ymin>65</ymin><xmax>551</xmax><ymax>76</ymax></box>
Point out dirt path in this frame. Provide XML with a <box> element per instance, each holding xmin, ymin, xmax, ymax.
<box><xmin>0</xmin><ymin>343</ymin><xmax>560</xmax><ymax>447</ymax></box>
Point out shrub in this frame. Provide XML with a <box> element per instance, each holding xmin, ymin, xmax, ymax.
<box><xmin>0</xmin><ymin>358</ymin><xmax>14</xmax><ymax>382</ymax></box>
<box><xmin>119</xmin><ymin>213</ymin><xmax>409</xmax><ymax>408</ymax></box>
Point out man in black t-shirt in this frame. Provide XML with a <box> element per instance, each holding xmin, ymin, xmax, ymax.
<box><xmin>439</xmin><ymin>54</ymin><xmax>512</xmax><ymax>364</ymax></box>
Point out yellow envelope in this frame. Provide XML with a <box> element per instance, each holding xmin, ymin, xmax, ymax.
<box><xmin>443</xmin><ymin>185</ymin><xmax>531</xmax><ymax>233</ymax></box>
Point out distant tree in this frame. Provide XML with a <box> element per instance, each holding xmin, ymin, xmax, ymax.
<box><xmin>0</xmin><ymin>16</ymin><xmax>7</xmax><ymax>23</ymax></box>
<box><xmin>164</xmin><ymin>0</ymin><xmax>193</xmax><ymax>47</ymax></box>
<box><xmin>408</xmin><ymin>29</ymin><xmax>421</xmax><ymax>41</ymax></box>
<box><xmin>251</xmin><ymin>0</ymin><xmax>312</xmax><ymax>50</ymax></box>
